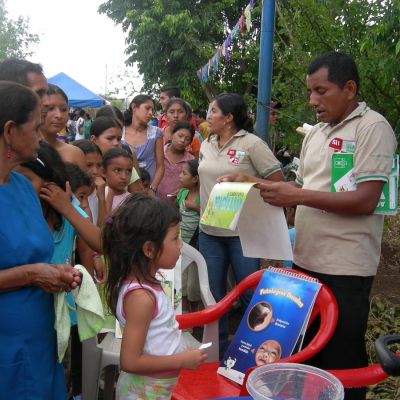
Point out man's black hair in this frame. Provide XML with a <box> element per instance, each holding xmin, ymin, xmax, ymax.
<box><xmin>197</xmin><ymin>110</ymin><xmax>207</xmax><ymax>120</ymax></box>
<box><xmin>0</xmin><ymin>58</ymin><xmax>44</xmax><ymax>87</ymax></box>
<box><xmin>160</xmin><ymin>86</ymin><xmax>180</xmax><ymax>98</ymax></box>
<box><xmin>307</xmin><ymin>52</ymin><xmax>359</xmax><ymax>94</ymax></box>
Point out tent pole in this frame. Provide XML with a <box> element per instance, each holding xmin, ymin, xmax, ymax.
<box><xmin>254</xmin><ymin>0</ymin><xmax>276</xmax><ymax>145</ymax></box>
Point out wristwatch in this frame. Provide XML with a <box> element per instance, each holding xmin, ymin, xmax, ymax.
<box><xmin>150</xmin><ymin>186</ymin><xmax>157</xmax><ymax>193</ymax></box>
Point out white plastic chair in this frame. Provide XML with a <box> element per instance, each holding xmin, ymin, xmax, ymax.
<box><xmin>81</xmin><ymin>242</ymin><xmax>217</xmax><ymax>400</ymax></box>
<box><xmin>179</xmin><ymin>242</ymin><xmax>219</xmax><ymax>361</ymax></box>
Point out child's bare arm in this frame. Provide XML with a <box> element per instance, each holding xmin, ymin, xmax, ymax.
<box><xmin>75</xmin><ymin>238</ymin><xmax>106</xmax><ymax>284</ymax></box>
<box><xmin>95</xmin><ymin>176</ymin><xmax>107</xmax><ymax>227</ymax></box>
<box><xmin>105</xmin><ymin>187</ymin><xmax>114</xmax><ymax>217</ymax></box>
<box><xmin>120</xmin><ymin>289</ymin><xmax>207</xmax><ymax>374</ymax></box>
<box><xmin>40</xmin><ymin>182</ymin><xmax>102</xmax><ymax>252</ymax></box>
<box><xmin>76</xmin><ymin>237</ymin><xmax>95</xmax><ymax>276</ymax></box>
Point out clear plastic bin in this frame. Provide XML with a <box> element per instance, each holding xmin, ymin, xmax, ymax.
<box><xmin>246</xmin><ymin>363</ymin><xmax>344</xmax><ymax>400</ymax></box>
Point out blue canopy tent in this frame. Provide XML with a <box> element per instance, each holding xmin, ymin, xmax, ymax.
<box><xmin>47</xmin><ymin>72</ymin><xmax>106</xmax><ymax>108</ymax></box>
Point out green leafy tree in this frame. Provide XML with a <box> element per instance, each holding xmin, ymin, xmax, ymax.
<box><xmin>98</xmin><ymin>0</ymin><xmax>252</xmax><ymax>107</ymax></box>
<box><xmin>0</xmin><ymin>0</ymin><xmax>39</xmax><ymax>60</ymax></box>
<box><xmin>100</xmin><ymin>0</ymin><xmax>399</xmax><ymax>150</ymax></box>
<box><xmin>271</xmin><ymin>0</ymin><xmax>400</xmax><ymax>153</ymax></box>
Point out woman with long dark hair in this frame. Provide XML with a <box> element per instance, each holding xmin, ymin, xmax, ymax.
<box><xmin>198</xmin><ymin>93</ymin><xmax>283</xmax><ymax>355</ymax></box>
<box><xmin>123</xmin><ymin>94</ymin><xmax>164</xmax><ymax>195</ymax></box>
<box><xmin>40</xmin><ymin>83</ymin><xmax>87</xmax><ymax>171</ymax></box>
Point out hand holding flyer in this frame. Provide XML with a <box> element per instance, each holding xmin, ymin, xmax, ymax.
<box><xmin>200</xmin><ymin>182</ymin><xmax>293</xmax><ymax>260</ymax></box>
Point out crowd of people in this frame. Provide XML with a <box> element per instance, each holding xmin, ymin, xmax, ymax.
<box><xmin>0</xmin><ymin>51</ymin><xmax>396</xmax><ymax>400</ymax></box>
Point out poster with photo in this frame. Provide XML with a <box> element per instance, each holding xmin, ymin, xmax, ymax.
<box><xmin>218</xmin><ymin>267</ymin><xmax>321</xmax><ymax>384</ymax></box>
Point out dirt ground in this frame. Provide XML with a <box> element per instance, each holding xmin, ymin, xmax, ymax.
<box><xmin>371</xmin><ymin>215</ymin><xmax>400</xmax><ymax>305</ymax></box>
<box><xmin>371</xmin><ymin>253</ymin><xmax>400</xmax><ymax>304</ymax></box>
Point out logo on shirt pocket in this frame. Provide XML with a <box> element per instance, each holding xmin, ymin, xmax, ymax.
<box><xmin>342</xmin><ymin>140</ymin><xmax>355</xmax><ymax>154</ymax></box>
<box><xmin>328</xmin><ymin>138</ymin><xmax>343</xmax><ymax>152</ymax></box>
<box><xmin>227</xmin><ymin>149</ymin><xmax>245</xmax><ymax>165</ymax></box>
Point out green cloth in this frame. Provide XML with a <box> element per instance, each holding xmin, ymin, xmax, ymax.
<box><xmin>54</xmin><ymin>290</ymin><xmax>71</xmax><ymax>363</ymax></box>
<box><xmin>54</xmin><ymin>265</ymin><xmax>105</xmax><ymax>362</ymax></box>
<box><xmin>74</xmin><ymin>265</ymin><xmax>105</xmax><ymax>340</ymax></box>
<box><xmin>176</xmin><ymin>188</ymin><xmax>200</xmax><ymax>243</ymax></box>
<box><xmin>97</xmin><ymin>257</ymin><xmax>116</xmax><ymax>332</ymax></box>
<box><xmin>83</xmin><ymin>120</ymin><xmax>93</xmax><ymax>140</ymax></box>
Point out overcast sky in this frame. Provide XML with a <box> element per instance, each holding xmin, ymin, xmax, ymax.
<box><xmin>7</xmin><ymin>0</ymin><xmax>142</xmax><ymax>97</ymax></box>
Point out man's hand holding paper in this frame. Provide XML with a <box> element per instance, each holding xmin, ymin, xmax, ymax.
<box><xmin>258</xmin><ymin>181</ymin><xmax>302</xmax><ymax>208</ymax></box>
<box><xmin>200</xmin><ymin>182</ymin><xmax>293</xmax><ymax>260</ymax></box>
<box><xmin>219</xmin><ymin>174</ymin><xmax>302</xmax><ymax>208</ymax></box>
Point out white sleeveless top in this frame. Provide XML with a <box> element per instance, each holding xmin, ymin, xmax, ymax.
<box><xmin>116</xmin><ymin>281</ymin><xmax>182</xmax><ymax>359</ymax></box>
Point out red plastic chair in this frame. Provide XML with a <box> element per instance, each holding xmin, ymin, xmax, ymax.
<box><xmin>173</xmin><ymin>269</ymin><xmax>339</xmax><ymax>400</ymax></box>
<box><xmin>329</xmin><ymin>334</ymin><xmax>400</xmax><ymax>388</ymax></box>
<box><xmin>239</xmin><ymin>334</ymin><xmax>400</xmax><ymax>396</ymax></box>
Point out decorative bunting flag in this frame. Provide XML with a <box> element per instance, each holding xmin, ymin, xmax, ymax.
<box><xmin>196</xmin><ymin>1</ymin><xmax>254</xmax><ymax>82</ymax></box>
<box><xmin>244</xmin><ymin>4</ymin><xmax>253</xmax><ymax>31</ymax></box>
<box><xmin>225</xmin><ymin>34</ymin><xmax>232</xmax><ymax>61</ymax></box>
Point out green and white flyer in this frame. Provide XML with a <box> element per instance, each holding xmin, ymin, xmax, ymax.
<box><xmin>331</xmin><ymin>153</ymin><xmax>357</xmax><ymax>192</ymax></box>
<box><xmin>201</xmin><ymin>182</ymin><xmax>293</xmax><ymax>260</ymax></box>
<box><xmin>376</xmin><ymin>156</ymin><xmax>399</xmax><ymax>215</ymax></box>
<box><xmin>331</xmin><ymin>153</ymin><xmax>399</xmax><ymax>215</ymax></box>
<box><xmin>200</xmin><ymin>182</ymin><xmax>255</xmax><ymax>230</ymax></box>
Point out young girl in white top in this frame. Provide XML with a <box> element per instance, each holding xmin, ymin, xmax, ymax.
<box><xmin>103</xmin><ymin>193</ymin><xmax>206</xmax><ymax>399</ymax></box>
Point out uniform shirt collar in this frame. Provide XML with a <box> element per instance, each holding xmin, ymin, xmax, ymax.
<box><xmin>320</xmin><ymin>102</ymin><xmax>370</xmax><ymax>134</ymax></box>
<box><xmin>209</xmin><ymin>129</ymin><xmax>248</xmax><ymax>142</ymax></box>
<box><xmin>209</xmin><ymin>129</ymin><xmax>248</xmax><ymax>151</ymax></box>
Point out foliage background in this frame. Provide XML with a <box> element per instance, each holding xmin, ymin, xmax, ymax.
<box><xmin>99</xmin><ymin>0</ymin><xmax>400</xmax><ymax>154</ymax></box>
<box><xmin>0</xmin><ymin>0</ymin><xmax>38</xmax><ymax>60</ymax></box>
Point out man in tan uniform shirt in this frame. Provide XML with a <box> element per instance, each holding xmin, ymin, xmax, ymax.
<box><xmin>258</xmin><ymin>52</ymin><xmax>397</xmax><ymax>400</ymax></box>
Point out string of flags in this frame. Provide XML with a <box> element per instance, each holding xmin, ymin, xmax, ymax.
<box><xmin>196</xmin><ymin>0</ymin><xmax>255</xmax><ymax>83</ymax></box>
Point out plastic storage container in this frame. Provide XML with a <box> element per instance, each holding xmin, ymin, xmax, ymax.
<box><xmin>246</xmin><ymin>363</ymin><xmax>344</xmax><ymax>400</ymax></box>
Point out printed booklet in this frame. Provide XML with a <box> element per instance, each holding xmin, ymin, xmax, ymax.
<box><xmin>217</xmin><ymin>267</ymin><xmax>321</xmax><ymax>384</ymax></box>
<box><xmin>331</xmin><ymin>153</ymin><xmax>399</xmax><ymax>215</ymax></box>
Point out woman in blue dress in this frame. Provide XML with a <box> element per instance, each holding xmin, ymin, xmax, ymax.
<box><xmin>0</xmin><ymin>82</ymin><xmax>81</xmax><ymax>399</ymax></box>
